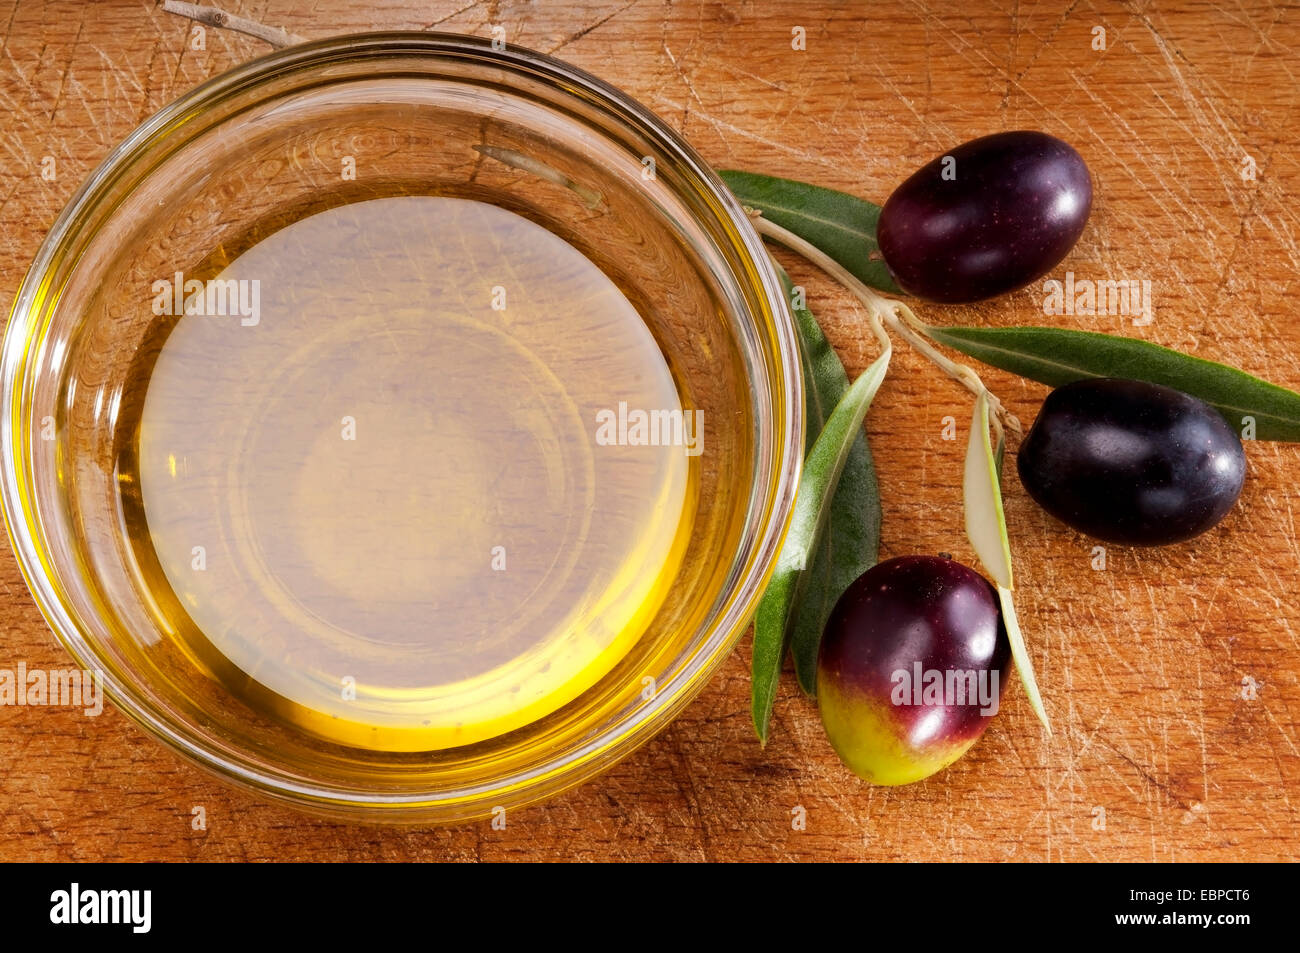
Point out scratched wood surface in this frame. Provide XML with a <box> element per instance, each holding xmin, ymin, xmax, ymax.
<box><xmin>1</xmin><ymin>0</ymin><xmax>1297</xmax><ymax>862</ymax></box>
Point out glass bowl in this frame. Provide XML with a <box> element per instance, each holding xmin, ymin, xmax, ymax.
<box><xmin>0</xmin><ymin>32</ymin><xmax>802</xmax><ymax>822</ymax></box>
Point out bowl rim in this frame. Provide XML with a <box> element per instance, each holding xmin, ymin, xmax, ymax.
<box><xmin>0</xmin><ymin>30</ymin><xmax>804</xmax><ymax>820</ymax></box>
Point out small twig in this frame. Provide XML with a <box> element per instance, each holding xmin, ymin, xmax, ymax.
<box><xmin>765</xmin><ymin>246</ymin><xmax>894</xmax><ymax>380</ymax></box>
<box><xmin>749</xmin><ymin>212</ymin><xmax>1020</xmax><ymax>435</ymax></box>
<box><xmin>162</xmin><ymin>1</ymin><xmax>307</xmax><ymax>49</ymax></box>
<box><xmin>880</xmin><ymin>305</ymin><xmax>1015</xmax><ymax>444</ymax></box>
<box><xmin>750</xmin><ymin>213</ymin><xmax>890</xmax><ymax>360</ymax></box>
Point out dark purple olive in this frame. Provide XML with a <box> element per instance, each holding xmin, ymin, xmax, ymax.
<box><xmin>877</xmin><ymin>130</ymin><xmax>1092</xmax><ymax>303</ymax></box>
<box><xmin>1016</xmin><ymin>378</ymin><xmax>1246</xmax><ymax>546</ymax></box>
<box><xmin>818</xmin><ymin>555</ymin><xmax>1011</xmax><ymax>786</ymax></box>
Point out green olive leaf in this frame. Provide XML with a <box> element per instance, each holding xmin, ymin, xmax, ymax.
<box><xmin>772</xmin><ymin>267</ymin><xmax>884</xmax><ymax>697</ymax></box>
<box><xmin>779</xmin><ymin>266</ymin><xmax>841</xmax><ymax>455</ymax></box>
<box><xmin>720</xmin><ymin>170</ymin><xmax>900</xmax><ymax>295</ymax></box>
<box><xmin>752</xmin><ymin>573</ymin><xmax>796</xmax><ymax>746</ymax></box>
<box><xmin>997</xmin><ymin>585</ymin><xmax>1051</xmax><ymax>736</ymax></box>
<box><xmin>963</xmin><ymin>393</ymin><xmax>1013</xmax><ymax>590</ymax></box>
<box><xmin>927</xmin><ymin>324</ymin><xmax>1300</xmax><ymax>441</ymax></box>
<box><xmin>752</xmin><ymin>344</ymin><xmax>891</xmax><ymax>744</ymax></box>
<box><xmin>963</xmin><ymin>391</ymin><xmax>1051</xmax><ymax>733</ymax></box>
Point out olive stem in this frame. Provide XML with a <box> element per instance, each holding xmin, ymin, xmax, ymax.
<box><xmin>161</xmin><ymin>1</ymin><xmax>307</xmax><ymax>48</ymax></box>
<box><xmin>759</xmin><ymin>239</ymin><xmax>891</xmax><ymax>358</ymax></box>
<box><xmin>749</xmin><ymin>213</ymin><xmax>1020</xmax><ymax>437</ymax></box>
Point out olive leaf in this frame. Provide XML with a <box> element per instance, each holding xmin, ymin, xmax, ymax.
<box><xmin>963</xmin><ymin>392</ymin><xmax>1051</xmax><ymax>733</ymax></box>
<box><xmin>752</xmin><ymin>346</ymin><xmax>892</xmax><ymax>744</ymax></box>
<box><xmin>771</xmin><ymin>268</ymin><xmax>884</xmax><ymax>697</ymax></box>
<box><xmin>927</xmin><ymin>324</ymin><xmax>1300</xmax><ymax>441</ymax></box>
<box><xmin>964</xmin><ymin>393</ymin><xmax>1013</xmax><ymax>591</ymax></box>
<box><xmin>720</xmin><ymin>170</ymin><xmax>900</xmax><ymax>295</ymax></box>
<box><xmin>996</xmin><ymin>586</ymin><xmax>1050</xmax><ymax>735</ymax></box>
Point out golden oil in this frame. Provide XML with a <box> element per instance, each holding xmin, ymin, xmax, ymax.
<box><xmin>127</xmin><ymin>196</ymin><xmax>697</xmax><ymax>751</ymax></box>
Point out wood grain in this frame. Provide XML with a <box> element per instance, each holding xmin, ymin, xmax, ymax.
<box><xmin>1</xmin><ymin>0</ymin><xmax>1297</xmax><ymax>861</ymax></box>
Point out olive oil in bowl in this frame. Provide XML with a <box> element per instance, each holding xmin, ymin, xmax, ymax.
<box><xmin>5</xmin><ymin>35</ymin><xmax>801</xmax><ymax>819</ymax></box>
<box><xmin>131</xmin><ymin>196</ymin><xmax>697</xmax><ymax>751</ymax></box>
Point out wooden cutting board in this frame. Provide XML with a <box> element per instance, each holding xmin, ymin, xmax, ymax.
<box><xmin>1</xmin><ymin>0</ymin><xmax>1296</xmax><ymax>861</ymax></box>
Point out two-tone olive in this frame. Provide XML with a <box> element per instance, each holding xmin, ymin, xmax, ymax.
<box><xmin>817</xmin><ymin>555</ymin><xmax>1011</xmax><ymax>786</ymax></box>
